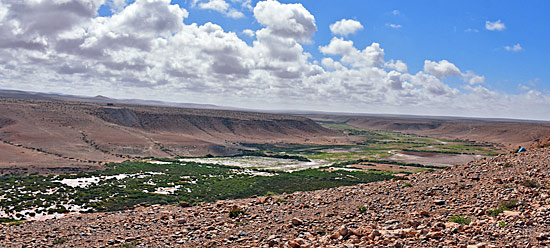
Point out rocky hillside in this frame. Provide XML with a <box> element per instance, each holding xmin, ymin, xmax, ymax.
<box><xmin>2</xmin><ymin>143</ymin><xmax>549</xmax><ymax>247</ymax></box>
<box><xmin>0</xmin><ymin>98</ymin><xmax>344</xmax><ymax>174</ymax></box>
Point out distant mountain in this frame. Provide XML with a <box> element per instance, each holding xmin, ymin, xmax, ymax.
<box><xmin>0</xmin><ymin>89</ymin><xmax>240</xmax><ymax>111</ymax></box>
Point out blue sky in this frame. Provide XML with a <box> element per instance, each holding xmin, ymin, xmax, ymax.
<box><xmin>1</xmin><ymin>0</ymin><xmax>549</xmax><ymax>120</ymax></box>
<box><xmin>183</xmin><ymin>0</ymin><xmax>550</xmax><ymax>94</ymax></box>
<box><xmin>98</xmin><ymin>0</ymin><xmax>549</xmax><ymax>95</ymax></box>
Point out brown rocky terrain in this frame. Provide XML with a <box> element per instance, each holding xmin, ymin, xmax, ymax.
<box><xmin>2</xmin><ymin>142</ymin><xmax>549</xmax><ymax>247</ymax></box>
<box><xmin>304</xmin><ymin>114</ymin><xmax>550</xmax><ymax>151</ymax></box>
<box><xmin>0</xmin><ymin>97</ymin><xmax>345</xmax><ymax>174</ymax></box>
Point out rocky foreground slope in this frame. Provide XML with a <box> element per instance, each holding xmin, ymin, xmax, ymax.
<box><xmin>2</xmin><ymin>146</ymin><xmax>550</xmax><ymax>247</ymax></box>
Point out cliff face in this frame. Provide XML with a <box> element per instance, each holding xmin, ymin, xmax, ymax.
<box><xmin>0</xmin><ymin>98</ymin><xmax>343</xmax><ymax>174</ymax></box>
<box><xmin>95</xmin><ymin>107</ymin><xmax>334</xmax><ymax>139</ymax></box>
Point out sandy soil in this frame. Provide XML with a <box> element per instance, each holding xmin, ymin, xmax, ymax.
<box><xmin>387</xmin><ymin>151</ymin><xmax>483</xmax><ymax>167</ymax></box>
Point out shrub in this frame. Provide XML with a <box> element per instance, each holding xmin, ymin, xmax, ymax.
<box><xmin>498</xmin><ymin>221</ymin><xmax>507</xmax><ymax>227</ymax></box>
<box><xmin>229</xmin><ymin>208</ymin><xmax>246</xmax><ymax>218</ymax></box>
<box><xmin>264</xmin><ymin>191</ymin><xmax>277</xmax><ymax>196</ymax></box>
<box><xmin>520</xmin><ymin>180</ymin><xmax>539</xmax><ymax>188</ymax></box>
<box><xmin>53</xmin><ymin>238</ymin><xmax>68</xmax><ymax>244</ymax></box>
<box><xmin>448</xmin><ymin>215</ymin><xmax>472</xmax><ymax>225</ymax></box>
<box><xmin>357</xmin><ymin>206</ymin><xmax>367</xmax><ymax>213</ymax></box>
<box><xmin>487</xmin><ymin>200</ymin><xmax>519</xmax><ymax>216</ymax></box>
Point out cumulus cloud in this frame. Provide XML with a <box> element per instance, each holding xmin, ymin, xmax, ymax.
<box><xmin>329</xmin><ymin>19</ymin><xmax>363</xmax><ymax>36</ymax></box>
<box><xmin>424</xmin><ymin>60</ymin><xmax>462</xmax><ymax>78</ymax></box>
<box><xmin>0</xmin><ymin>0</ymin><xmax>103</xmax><ymax>50</ymax></box>
<box><xmin>319</xmin><ymin>38</ymin><xmax>385</xmax><ymax>68</ymax></box>
<box><xmin>424</xmin><ymin>60</ymin><xmax>485</xmax><ymax>85</ymax></box>
<box><xmin>462</xmin><ymin>71</ymin><xmax>485</xmax><ymax>85</ymax></box>
<box><xmin>0</xmin><ymin>0</ymin><xmax>548</xmax><ymax>120</ymax></box>
<box><xmin>254</xmin><ymin>0</ymin><xmax>316</xmax><ymax>43</ymax></box>
<box><xmin>505</xmin><ymin>43</ymin><xmax>523</xmax><ymax>52</ymax></box>
<box><xmin>485</xmin><ymin>20</ymin><xmax>506</xmax><ymax>31</ymax></box>
<box><xmin>319</xmin><ymin>37</ymin><xmax>355</xmax><ymax>55</ymax></box>
<box><xmin>385</xmin><ymin>60</ymin><xmax>408</xmax><ymax>73</ymax></box>
<box><xmin>242</xmin><ymin>29</ymin><xmax>255</xmax><ymax>37</ymax></box>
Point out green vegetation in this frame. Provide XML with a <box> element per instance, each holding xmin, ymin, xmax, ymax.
<box><xmin>357</xmin><ymin>206</ymin><xmax>367</xmax><ymax>213</ymax></box>
<box><xmin>498</xmin><ymin>221</ymin><xmax>507</xmax><ymax>227</ymax></box>
<box><xmin>241</xmin><ymin>123</ymin><xmax>498</xmax><ymax>165</ymax></box>
<box><xmin>0</xmin><ymin>217</ymin><xmax>18</xmax><ymax>223</ymax></box>
<box><xmin>229</xmin><ymin>207</ymin><xmax>247</xmax><ymax>218</ymax></box>
<box><xmin>486</xmin><ymin>200</ymin><xmax>519</xmax><ymax>217</ymax></box>
<box><xmin>0</xmin><ymin>161</ymin><xmax>393</xmax><ymax>219</ymax></box>
<box><xmin>520</xmin><ymin>179</ymin><xmax>539</xmax><ymax>188</ymax></box>
<box><xmin>178</xmin><ymin>150</ymin><xmax>311</xmax><ymax>162</ymax></box>
<box><xmin>448</xmin><ymin>215</ymin><xmax>472</xmax><ymax>225</ymax></box>
<box><xmin>53</xmin><ymin>238</ymin><xmax>69</xmax><ymax>245</ymax></box>
<box><xmin>0</xmin><ymin>124</ymin><xmax>500</xmax><ymax>221</ymax></box>
<box><xmin>330</xmin><ymin>159</ymin><xmax>445</xmax><ymax>169</ymax></box>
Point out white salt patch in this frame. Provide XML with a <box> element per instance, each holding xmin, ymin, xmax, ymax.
<box><xmin>153</xmin><ymin>185</ymin><xmax>182</xmax><ymax>195</ymax></box>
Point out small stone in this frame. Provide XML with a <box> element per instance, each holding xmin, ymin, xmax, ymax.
<box><xmin>434</xmin><ymin>200</ymin><xmax>446</xmax><ymax>205</ymax></box>
<box><xmin>291</xmin><ymin>218</ymin><xmax>303</xmax><ymax>226</ymax></box>
<box><xmin>503</xmin><ymin>211</ymin><xmax>520</xmax><ymax>217</ymax></box>
<box><xmin>384</xmin><ymin>219</ymin><xmax>399</xmax><ymax>225</ymax></box>
<box><xmin>536</xmin><ymin>233</ymin><xmax>548</xmax><ymax>241</ymax></box>
<box><xmin>426</xmin><ymin>231</ymin><xmax>443</xmax><ymax>239</ymax></box>
<box><xmin>467</xmin><ymin>242</ymin><xmax>487</xmax><ymax>248</ymax></box>
<box><xmin>288</xmin><ymin>240</ymin><xmax>300</xmax><ymax>248</ymax></box>
<box><xmin>338</xmin><ymin>225</ymin><xmax>349</xmax><ymax>236</ymax></box>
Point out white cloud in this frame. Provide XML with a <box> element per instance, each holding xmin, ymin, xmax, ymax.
<box><xmin>392</xmin><ymin>10</ymin><xmax>400</xmax><ymax>16</ymax></box>
<box><xmin>197</xmin><ymin>0</ymin><xmax>244</xmax><ymax>19</ymax></box>
<box><xmin>199</xmin><ymin>0</ymin><xmax>229</xmax><ymax>12</ymax></box>
<box><xmin>505</xmin><ymin>43</ymin><xmax>523</xmax><ymax>52</ymax></box>
<box><xmin>0</xmin><ymin>0</ymin><xmax>548</xmax><ymax>120</ymax></box>
<box><xmin>107</xmin><ymin>0</ymin><xmax>131</xmax><ymax>13</ymax></box>
<box><xmin>462</xmin><ymin>71</ymin><xmax>485</xmax><ymax>85</ymax></box>
<box><xmin>385</xmin><ymin>60</ymin><xmax>408</xmax><ymax>73</ymax></box>
<box><xmin>385</xmin><ymin>23</ymin><xmax>402</xmax><ymax>29</ymax></box>
<box><xmin>424</xmin><ymin>60</ymin><xmax>461</xmax><ymax>78</ymax></box>
<box><xmin>485</xmin><ymin>20</ymin><xmax>506</xmax><ymax>31</ymax></box>
<box><xmin>319</xmin><ymin>37</ymin><xmax>355</xmax><ymax>55</ymax></box>
<box><xmin>242</xmin><ymin>29</ymin><xmax>255</xmax><ymax>37</ymax></box>
<box><xmin>254</xmin><ymin>0</ymin><xmax>316</xmax><ymax>43</ymax></box>
<box><xmin>329</xmin><ymin>19</ymin><xmax>363</xmax><ymax>36</ymax></box>
<box><xmin>424</xmin><ymin>60</ymin><xmax>485</xmax><ymax>85</ymax></box>
<box><xmin>320</xmin><ymin>38</ymin><xmax>385</xmax><ymax>68</ymax></box>
<box><xmin>321</xmin><ymin>57</ymin><xmax>345</xmax><ymax>71</ymax></box>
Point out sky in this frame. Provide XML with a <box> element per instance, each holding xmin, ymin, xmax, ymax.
<box><xmin>0</xmin><ymin>0</ymin><xmax>549</xmax><ymax>120</ymax></box>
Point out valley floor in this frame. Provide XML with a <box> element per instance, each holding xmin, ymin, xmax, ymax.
<box><xmin>1</xmin><ymin>146</ymin><xmax>549</xmax><ymax>247</ymax></box>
